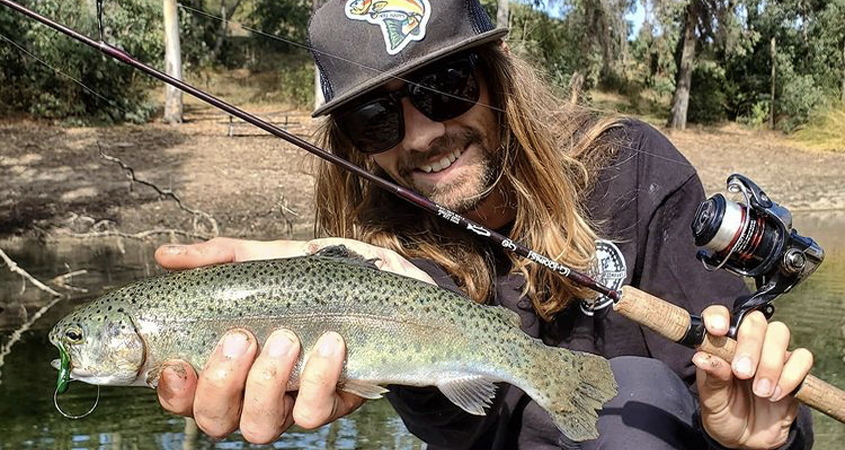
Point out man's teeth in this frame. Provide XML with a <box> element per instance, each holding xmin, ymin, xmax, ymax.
<box><xmin>419</xmin><ymin>150</ymin><xmax>462</xmax><ymax>174</ymax></box>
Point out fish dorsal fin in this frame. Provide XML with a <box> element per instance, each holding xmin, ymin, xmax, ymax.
<box><xmin>339</xmin><ymin>379</ymin><xmax>390</xmax><ymax>399</ymax></box>
<box><xmin>311</xmin><ymin>245</ymin><xmax>380</xmax><ymax>270</ymax></box>
<box><xmin>437</xmin><ymin>374</ymin><xmax>498</xmax><ymax>416</ymax></box>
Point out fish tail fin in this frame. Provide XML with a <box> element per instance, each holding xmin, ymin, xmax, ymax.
<box><xmin>521</xmin><ymin>344</ymin><xmax>617</xmax><ymax>441</ymax></box>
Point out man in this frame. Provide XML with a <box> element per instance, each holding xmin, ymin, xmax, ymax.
<box><xmin>153</xmin><ymin>0</ymin><xmax>814</xmax><ymax>448</ymax></box>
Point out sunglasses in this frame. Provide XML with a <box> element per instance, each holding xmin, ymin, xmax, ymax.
<box><xmin>334</xmin><ymin>53</ymin><xmax>481</xmax><ymax>154</ymax></box>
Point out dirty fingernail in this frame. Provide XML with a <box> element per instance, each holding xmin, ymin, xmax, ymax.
<box><xmin>163</xmin><ymin>245</ymin><xmax>186</xmax><ymax>255</ymax></box>
<box><xmin>161</xmin><ymin>365</ymin><xmax>187</xmax><ymax>393</ymax></box>
<box><xmin>222</xmin><ymin>331</ymin><xmax>249</xmax><ymax>358</ymax></box>
<box><xmin>754</xmin><ymin>378</ymin><xmax>773</xmax><ymax>397</ymax></box>
<box><xmin>318</xmin><ymin>333</ymin><xmax>340</xmax><ymax>357</ymax></box>
<box><xmin>267</xmin><ymin>330</ymin><xmax>295</xmax><ymax>358</ymax></box>
<box><xmin>733</xmin><ymin>355</ymin><xmax>752</xmax><ymax>377</ymax></box>
<box><xmin>709</xmin><ymin>315</ymin><xmax>727</xmax><ymax>332</ymax></box>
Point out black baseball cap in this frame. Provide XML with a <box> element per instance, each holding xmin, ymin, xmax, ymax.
<box><xmin>308</xmin><ymin>0</ymin><xmax>508</xmax><ymax>117</ymax></box>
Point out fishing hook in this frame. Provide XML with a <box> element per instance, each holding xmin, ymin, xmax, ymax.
<box><xmin>53</xmin><ymin>382</ymin><xmax>100</xmax><ymax>419</ymax></box>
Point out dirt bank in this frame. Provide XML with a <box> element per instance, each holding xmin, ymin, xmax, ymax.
<box><xmin>2</xmin><ymin>106</ymin><xmax>844</xmax><ymax>241</ymax></box>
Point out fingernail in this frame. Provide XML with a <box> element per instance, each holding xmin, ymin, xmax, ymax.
<box><xmin>267</xmin><ymin>330</ymin><xmax>295</xmax><ymax>358</ymax></box>
<box><xmin>710</xmin><ymin>315</ymin><xmax>727</xmax><ymax>333</ymax></box>
<box><xmin>733</xmin><ymin>355</ymin><xmax>753</xmax><ymax>377</ymax></box>
<box><xmin>163</xmin><ymin>245</ymin><xmax>186</xmax><ymax>255</ymax></box>
<box><xmin>318</xmin><ymin>333</ymin><xmax>339</xmax><ymax>357</ymax></box>
<box><xmin>161</xmin><ymin>365</ymin><xmax>186</xmax><ymax>392</ymax></box>
<box><xmin>754</xmin><ymin>378</ymin><xmax>773</xmax><ymax>397</ymax></box>
<box><xmin>222</xmin><ymin>331</ymin><xmax>249</xmax><ymax>358</ymax></box>
<box><xmin>770</xmin><ymin>385</ymin><xmax>784</xmax><ymax>402</ymax></box>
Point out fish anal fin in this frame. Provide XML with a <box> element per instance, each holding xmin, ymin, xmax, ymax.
<box><xmin>436</xmin><ymin>374</ymin><xmax>498</xmax><ymax>416</ymax></box>
<box><xmin>340</xmin><ymin>379</ymin><xmax>390</xmax><ymax>399</ymax></box>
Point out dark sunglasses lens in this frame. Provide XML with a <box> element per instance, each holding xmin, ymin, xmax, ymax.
<box><xmin>337</xmin><ymin>99</ymin><xmax>402</xmax><ymax>153</ymax></box>
<box><xmin>412</xmin><ymin>59</ymin><xmax>479</xmax><ymax>121</ymax></box>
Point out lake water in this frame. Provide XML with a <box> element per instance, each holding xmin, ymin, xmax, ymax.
<box><xmin>1</xmin><ymin>212</ymin><xmax>843</xmax><ymax>449</ymax></box>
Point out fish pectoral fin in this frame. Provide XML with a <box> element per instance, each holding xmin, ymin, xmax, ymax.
<box><xmin>436</xmin><ymin>375</ymin><xmax>498</xmax><ymax>416</ymax></box>
<box><xmin>339</xmin><ymin>379</ymin><xmax>390</xmax><ymax>399</ymax></box>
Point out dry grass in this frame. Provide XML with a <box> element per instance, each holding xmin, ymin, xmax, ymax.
<box><xmin>792</xmin><ymin>107</ymin><xmax>845</xmax><ymax>152</ymax></box>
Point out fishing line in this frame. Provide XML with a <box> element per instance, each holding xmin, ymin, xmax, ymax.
<box><xmin>175</xmin><ymin>2</ymin><xmax>505</xmax><ymax>116</ymax></box>
<box><xmin>172</xmin><ymin>2</ymin><xmax>694</xmax><ymax>169</ymax></box>
<box><xmin>53</xmin><ymin>382</ymin><xmax>100</xmax><ymax>419</ymax></box>
<box><xmin>0</xmin><ymin>0</ymin><xmax>703</xmax><ymax>301</ymax></box>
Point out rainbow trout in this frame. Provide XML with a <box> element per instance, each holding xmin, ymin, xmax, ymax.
<box><xmin>49</xmin><ymin>246</ymin><xmax>617</xmax><ymax>440</ymax></box>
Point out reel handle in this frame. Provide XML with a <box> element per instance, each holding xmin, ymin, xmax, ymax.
<box><xmin>614</xmin><ymin>286</ymin><xmax>845</xmax><ymax>423</ymax></box>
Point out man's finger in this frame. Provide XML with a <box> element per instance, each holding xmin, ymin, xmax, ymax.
<box><xmin>701</xmin><ymin>304</ymin><xmax>730</xmax><ymax>336</ymax></box>
<box><xmin>157</xmin><ymin>360</ymin><xmax>197</xmax><ymax>416</ymax></box>
<box><xmin>753</xmin><ymin>321</ymin><xmax>790</xmax><ymax>399</ymax></box>
<box><xmin>693</xmin><ymin>352</ymin><xmax>734</xmax><ymax>413</ymax></box>
<box><xmin>771</xmin><ymin>348</ymin><xmax>814</xmax><ymax>402</ymax></box>
<box><xmin>155</xmin><ymin>237</ymin><xmax>306</xmax><ymax>270</ymax></box>
<box><xmin>240</xmin><ymin>330</ymin><xmax>301</xmax><ymax>444</ymax></box>
<box><xmin>293</xmin><ymin>332</ymin><xmax>346</xmax><ymax>429</ymax></box>
<box><xmin>193</xmin><ymin>329</ymin><xmax>258</xmax><ymax>439</ymax></box>
<box><xmin>731</xmin><ymin>311</ymin><xmax>768</xmax><ymax>380</ymax></box>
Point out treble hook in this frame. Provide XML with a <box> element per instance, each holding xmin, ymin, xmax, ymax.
<box><xmin>54</xmin><ymin>382</ymin><xmax>100</xmax><ymax>419</ymax></box>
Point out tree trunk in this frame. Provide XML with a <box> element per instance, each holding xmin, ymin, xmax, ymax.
<box><xmin>163</xmin><ymin>0</ymin><xmax>183</xmax><ymax>124</ymax></box>
<box><xmin>212</xmin><ymin>4</ymin><xmax>227</xmax><ymax>61</ymax></box>
<box><xmin>841</xmin><ymin>39</ymin><xmax>845</xmax><ymax>104</ymax></box>
<box><xmin>667</xmin><ymin>3</ymin><xmax>697</xmax><ymax>130</ymax></box>
<box><xmin>212</xmin><ymin>0</ymin><xmax>245</xmax><ymax>62</ymax></box>
<box><xmin>569</xmin><ymin>71</ymin><xmax>584</xmax><ymax>105</ymax></box>
<box><xmin>496</xmin><ymin>0</ymin><xmax>509</xmax><ymax>28</ymax></box>
<box><xmin>770</xmin><ymin>37</ymin><xmax>776</xmax><ymax>129</ymax></box>
<box><xmin>313</xmin><ymin>0</ymin><xmax>328</xmax><ymax>110</ymax></box>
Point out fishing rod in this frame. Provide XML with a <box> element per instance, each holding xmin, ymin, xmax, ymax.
<box><xmin>3</xmin><ymin>0</ymin><xmax>844</xmax><ymax>423</ymax></box>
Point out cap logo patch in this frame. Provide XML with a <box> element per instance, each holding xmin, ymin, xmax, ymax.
<box><xmin>345</xmin><ymin>0</ymin><xmax>431</xmax><ymax>55</ymax></box>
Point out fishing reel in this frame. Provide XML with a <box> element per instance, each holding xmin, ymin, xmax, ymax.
<box><xmin>691</xmin><ymin>174</ymin><xmax>824</xmax><ymax>337</ymax></box>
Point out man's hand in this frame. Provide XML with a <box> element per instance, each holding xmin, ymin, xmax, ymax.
<box><xmin>694</xmin><ymin>305</ymin><xmax>814</xmax><ymax>449</ymax></box>
<box><xmin>152</xmin><ymin>237</ymin><xmax>434</xmax><ymax>443</ymax></box>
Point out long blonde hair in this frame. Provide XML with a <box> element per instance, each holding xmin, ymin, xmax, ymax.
<box><xmin>313</xmin><ymin>44</ymin><xmax>621</xmax><ymax>321</ymax></box>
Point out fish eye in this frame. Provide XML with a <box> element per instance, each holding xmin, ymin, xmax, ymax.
<box><xmin>65</xmin><ymin>328</ymin><xmax>83</xmax><ymax>342</ymax></box>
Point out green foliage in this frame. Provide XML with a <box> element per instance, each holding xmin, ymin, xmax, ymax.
<box><xmin>276</xmin><ymin>59</ymin><xmax>314</xmax><ymax>108</ymax></box>
<box><xmin>0</xmin><ymin>0</ymin><xmax>163</xmax><ymax>123</ymax></box>
<box><xmin>688</xmin><ymin>61</ymin><xmax>728</xmax><ymax>124</ymax></box>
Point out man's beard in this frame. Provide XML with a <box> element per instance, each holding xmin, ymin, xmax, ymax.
<box><xmin>397</xmin><ymin>127</ymin><xmax>499</xmax><ymax>214</ymax></box>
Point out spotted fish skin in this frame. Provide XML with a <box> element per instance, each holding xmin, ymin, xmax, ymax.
<box><xmin>50</xmin><ymin>246</ymin><xmax>616</xmax><ymax>441</ymax></box>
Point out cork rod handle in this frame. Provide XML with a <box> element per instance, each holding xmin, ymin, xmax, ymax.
<box><xmin>614</xmin><ymin>286</ymin><xmax>845</xmax><ymax>423</ymax></box>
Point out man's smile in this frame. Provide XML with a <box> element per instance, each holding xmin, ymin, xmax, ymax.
<box><xmin>416</xmin><ymin>148</ymin><xmax>464</xmax><ymax>174</ymax></box>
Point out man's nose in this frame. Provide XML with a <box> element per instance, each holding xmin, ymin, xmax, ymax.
<box><xmin>399</xmin><ymin>97</ymin><xmax>445</xmax><ymax>152</ymax></box>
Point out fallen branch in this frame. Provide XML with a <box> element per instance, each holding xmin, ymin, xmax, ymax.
<box><xmin>51</xmin><ymin>268</ymin><xmax>88</xmax><ymax>293</ymax></box>
<box><xmin>56</xmin><ymin>227</ymin><xmax>213</xmax><ymax>241</ymax></box>
<box><xmin>99</xmin><ymin>145</ymin><xmax>220</xmax><ymax>237</ymax></box>
<box><xmin>0</xmin><ymin>248</ymin><xmax>62</xmax><ymax>297</ymax></box>
<box><xmin>0</xmin><ymin>248</ymin><xmax>67</xmax><ymax>387</ymax></box>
